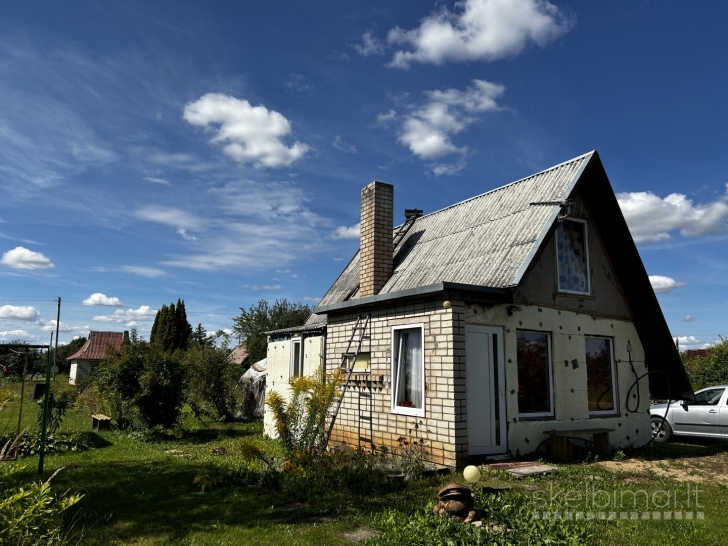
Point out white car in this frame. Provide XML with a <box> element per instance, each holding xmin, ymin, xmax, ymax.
<box><xmin>651</xmin><ymin>386</ymin><xmax>728</xmax><ymax>441</ymax></box>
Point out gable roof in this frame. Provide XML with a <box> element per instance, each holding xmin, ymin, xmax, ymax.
<box><xmin>308</xmin><ymin>151</ymin><xmax>693</xmax><ymax>399</ymax></box>
<box><xmin>227</xmin><ymin>344</ymin><xmax>249</xmax><ymax>365</ymax></box>
<box><xmin>315</xmin><ymin>152</ymin><xmax>593</xmax><ymax>312</ymax></box>
<box><xmin>67</xmin><ymin>331</ymin><xmax>124</xmax><ymax>361</ymax></box>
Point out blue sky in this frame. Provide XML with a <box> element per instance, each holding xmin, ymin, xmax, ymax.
<box><xmin>1</xmin><ymin>0</ymin><xmax>727</xmax><ymax>350</ymax></box>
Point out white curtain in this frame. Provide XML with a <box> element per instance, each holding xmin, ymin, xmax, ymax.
<box><xmin>395</xmin><ymin>329</ymin><xmax>422</xmax><ymax>409</ymax></box>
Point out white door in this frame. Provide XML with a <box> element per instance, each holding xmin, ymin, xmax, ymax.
<box><xmin>466</xmin><ymin>325</ymin><xmax>506</xmax><ymax>455</ymax></box>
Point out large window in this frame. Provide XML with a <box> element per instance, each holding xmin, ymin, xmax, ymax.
<box><xmin>516</xmin><ymin>331</ymin><xmax>554</xmax><ymax>417</ymax></box>
<box><xmin>585</xmin><ymin>337</ymin><xmax>617</xmax><ymax>414</ymax></box>
<box><xmin>391</xmin><ymin>325</ymin><xmax>425</xmax><ymax>416</ymax></box>
<box><xmin>556</xmin><ymin>219</ymin><xmax>590</xmax><ymax>295</ymax></box>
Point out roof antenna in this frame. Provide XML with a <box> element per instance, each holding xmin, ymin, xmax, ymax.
<box><xmin>557</xmin><ymin>199</ymin><xmax>573</xmax><ymax>223</ymax></box>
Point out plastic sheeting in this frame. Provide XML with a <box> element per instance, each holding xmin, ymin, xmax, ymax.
<box><xmin>238</xmin><ymin>358</ymin><xmax>267</xmax><ymax>420</ymax></box>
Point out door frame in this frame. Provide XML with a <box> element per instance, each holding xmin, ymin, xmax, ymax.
<box><xmin>465</xmin><ymin>324</ymin><xmax>507</xmax><ymax>455</ymax></box>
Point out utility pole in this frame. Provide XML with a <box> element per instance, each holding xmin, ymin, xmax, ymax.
<box><xmin>38</xmin><ymin>297</ymin><xmax>61</xmax><ymax>479</ymax></box>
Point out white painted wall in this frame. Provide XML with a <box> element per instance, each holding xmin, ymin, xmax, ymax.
<box><xmin>68</xmin><ymin>360</ymin><xmax>93</xmax><ymax>385</ymax></box>
<box><xmin>263</xmin><ymin>334</ymin><xmax>323</xmax><ymax>437</ymax></box>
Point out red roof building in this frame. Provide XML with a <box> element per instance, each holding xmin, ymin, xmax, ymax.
<box><xmin>67</xmin><ymin>330</ymin><xmax>128</xmax><ymax>384</ymax></box>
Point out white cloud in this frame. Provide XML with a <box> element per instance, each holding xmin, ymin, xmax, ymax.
<box><xmin>353</xmin><ymin>31</ymin><xmax>386</xmax><ymax>56</ymax></box>
<box><xmin>673</xmin><ymin>335</ymin><xmax>701</xmax><ymax>349</ymax></box>
<box><xmin>39</xmin><ymin>320</ymin><xmax>89</xmax><ymax>335</ymax></box>
<box><xmin>617</xmin><ymin>191</ymin><xmax>728</xmax><ymax>243</ymax></box>
<box><xmin>135</xmin><ymin>206</ymin><xmax>204</xmax><ymax>231</ymax></box>
<box><xmin>328</xmin><ymin>50</ymin><xmax>351</xmax><ymax>62</ymax></box>
<box><xmin>649</xmin><ymin>275</ymin><xmax>687</xmax><ymax>294</ymax></box>
<box><xmin>395</xmin><ymin>79</ymin><xmax>504</xmax><ymax>174</ymax></box>
<box><xmin>177</xmin><ymin>229</ymin><xmax>197</xmax><ymax>241</ymax></box>
<box><xmin>387</xmin><ymin>0</ymin><xmax>573</xmax><ymax>69</ymax></box>
<box><xmin>93</xmin><ymin>305</ymin><xmax>157</xmax><ymax>324</ymax></box>
<box><xmin>82</xmin><ymin>293</ymin><xmax>123</xmax><ymax>307</ymax></box>
<box><xmin>377</xmin><ymin>109</ymin><xmax>398</xmax><ymax>125</ymax></box>
<box><xmin>1</xmin><ymin>246</ymin><xmax>53</xmax><ymax>270</ymax></box>
<box><xmin>241</xmin><ymin>284</ymin><xmax>281</xmax><ymax>291</ymax></box>
<box><xmin>683</xmin><ymin>315</ymin><xmax>694</xmax><ymax>322</ymax></box>
<box><xmin>332</xmin><ymin>135</ymin><xmax>357</xmax><ymax>153</ymax></box>
<box><xmin>0</xmin><ymin>305</ymin><xmax>40</xmax><ymax>322</ymax></box>
<box><xmin>332</xmin><ymin>223</ymin><xmax>361</xmax><ymax>239</ymax></box>
<box><xmin>302</xmin><ymin>296</ymin><xmax>322</xmax><ymax>303</ymax></box>
<box><xmin>144</xmin><ymin>176</ymin><xmax>170</xmax><ymax>185</ymax></box>
<box><xmin>0</xmin><ymin>329</ymin><xmax>36</xmax><ymax>342</ymax></box>
<box><xmin>121</xmin><ymin>266</ymin><xmax>166</xmax><ymax>278</ymax></box>
<box><xmin>183</xmin><ymin>93</ymin><xmax>310</xmax><ymax>168</ymax></box>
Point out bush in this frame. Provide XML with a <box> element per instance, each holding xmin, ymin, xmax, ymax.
<box><xmin>186</xmin><ymin>345</ymin><xmax>240</xmax><ymax>421</ymax></box>
<box><xmin>95</xmin><ymin>330</ymin><xmax>187</xmax><ymax>430</ymax></box>
<box><xmin>683</xmin><ymin>337</ymin><xmax>728</xmax><ymax>389</ymax></box>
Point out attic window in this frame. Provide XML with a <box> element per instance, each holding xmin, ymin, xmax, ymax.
<box><xmin>556</xmin><ymin>219</ymin><xmax>590</xmax><ymax>295</ymax></box>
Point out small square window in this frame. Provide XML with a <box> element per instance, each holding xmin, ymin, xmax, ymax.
<box><xmin>585</xmin><ymin>337</ymin><xmax>617</xmax><ymax>415</ymax></box>
<box><xmin>516</xmin><ymin>331</ymin><xmax>554</xmax><ymax>417</ymax></box>
<box><xmin>556</xmin><ymin>219</ymin><xmax>590</xmax><ymax>295</ymax></box>
<box><xmin>391</xmin><ymin>325</ymin><xmax>425</xmax><ymax>416</ymax></box>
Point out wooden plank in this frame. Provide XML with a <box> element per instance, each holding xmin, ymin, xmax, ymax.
<box><xmin>550</xmin><ymin>435</ymin><xmax>568</xmax><ymax>463</ymax></box>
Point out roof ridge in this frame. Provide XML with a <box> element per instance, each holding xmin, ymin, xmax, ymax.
<box><xmin>408</xmin><ymin>151</ymin><xmax>594</xmax><ymax>223</ymax></box>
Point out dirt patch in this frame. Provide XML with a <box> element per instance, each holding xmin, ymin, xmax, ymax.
<box><xmin>599</xmin><ymin>452</ymin><xmax>728</xmax><ymax>483</ymax></box>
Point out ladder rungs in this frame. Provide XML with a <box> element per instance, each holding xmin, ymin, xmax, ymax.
<box><xmin>342</xmin><ymin>352</ymin><xmax>357</xmax><ymax>357</ymax></box>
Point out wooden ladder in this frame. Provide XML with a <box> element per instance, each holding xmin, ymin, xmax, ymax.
<box><xmin>325</xmin><ymin>314</ymin><xmax>370</xmax><ymax>445</ymax></box>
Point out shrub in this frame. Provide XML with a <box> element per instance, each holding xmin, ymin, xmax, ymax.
<box><xmin>185</xmin><ymin>345</ymin><xmax>240</xmax><ymax>421</ymax></box>
<box><xmin>95</xmin><ymin>330</ymin><xmax>187</xmax><ymax>429</ymax></box>
<box><xmin>74</xmin><ymin>383</ymin><xmax>106</xmax><ymax>416</ymax></box>
<box><xmin>265</xmin><ymin>367</ymin><xmax>342</xmax><ymax>463</ymax></box>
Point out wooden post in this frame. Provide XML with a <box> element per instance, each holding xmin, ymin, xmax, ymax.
<box><xmin>593</xmin><ymin>432</ymin><xmax>611</xmax><ymax>458</ymax></box>
<box><xmin>550</xmin><ymin>435</ymin><xmax>568</xmax><ymax>463</ymax></box>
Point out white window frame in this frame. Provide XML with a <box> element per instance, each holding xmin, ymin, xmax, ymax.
<box><xmin>290</xmin><ymin>338</ymin><xmax>302</xmax><ymax>377</ymax></box>
<box><xmin>390</xmin><ymin>323</ymin><xmax>426</xmax><ymax>418</ymax></box>
<box><xmin>516</xmin><ymin>330</ymin><xmax>555</xmax><ymax>419</ymax></box>
<box><xmin>555</xmin><ymin>218</ymin><xmax>591</xmax><ymax>296</ymax></box>
<box><xmin>585</xmin><ymin>336</ymin><xmax>619</xmax><ymax>416</ymax></box>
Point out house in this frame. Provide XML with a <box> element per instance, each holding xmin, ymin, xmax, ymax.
<box><xmin>227</xmin><ymin>343</ymin><xmax>249</xmax><ymax>367</ymax></box>
<box><xmin>67</xmin><ymin>330</ymin><xmax>128</xmax><ymax>384</ymax></box>
<box><xmin>264</xmin><ymin>151</ymin><xmax>692</xmax><ymax>467</ymax></box>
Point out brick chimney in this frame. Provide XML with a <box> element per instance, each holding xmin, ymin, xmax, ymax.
<box><xmin>360</xmin><ymin>181</ymin><xmax>394</xmax><ymax>297</ymax></box>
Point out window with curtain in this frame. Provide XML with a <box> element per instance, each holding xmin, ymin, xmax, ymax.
<box><xmin>585</xmin><ymin>337</ymin><xmax>616</xmax><ymax>414</ymax></box>
<box><xmin>516</xmin><ymin>331</ymin><xmax>553</xmax><ymax>416</ymax></box>
<box><xmin>392</xmin><ymin>326</ymin><xmax>424</xmax><ymax>414</ymax></box>
<box><xmin>556</xmin><ymin>219</ymin><xmax>590</xmax><ymax>294</ymax></box>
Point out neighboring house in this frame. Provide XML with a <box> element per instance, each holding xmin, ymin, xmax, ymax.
<box><xmin>264</xmin><ymin>151</ymin><xmax>692</xmax><ymax>467</ymax></box>
<box><xmin>67</xmin><ymin>331</ymin><xmax>128</xmax><ymax>385</ymax></box>
<box><xmin>227</xmin><ymin>344</ymin><xmax>249</xmax><ymax>367</ymax></box>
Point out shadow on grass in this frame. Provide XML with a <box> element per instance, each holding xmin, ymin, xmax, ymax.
<box><xmin>53</xmin><ymin>458</ymin><xmax>305</xmax><ymax>544</ymax></box>
<box><xmin>648</xmin><ymin>437</ymin><xmax>728</xmax><ymax>459</ymax></box>
<box><xmin>175</xmin><ymin>425</ymin><xmax>262</xmax><ymax>445</ymax></box>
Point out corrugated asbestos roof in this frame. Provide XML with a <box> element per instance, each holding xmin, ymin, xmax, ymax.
<box><xmin>316</xmin><ymin>152</ymin><xmax>592</xmax><ymax>310</ymax></box>
<box><xmin>67</xmin><ymin>331</ymin><xmax>124</xmax><ymax>361</ymax></box>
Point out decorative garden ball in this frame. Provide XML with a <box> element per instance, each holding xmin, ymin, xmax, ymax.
<box><xmin>463</xmin><ymin>465</ymin><xmax>481</xmax><ymax>484</ymax></box>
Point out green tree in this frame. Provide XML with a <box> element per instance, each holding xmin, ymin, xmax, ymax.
<box><xmin>191</xmin><ymin>323</ymin><xmax>214</xmax><ymax>348</ymax></box>
<box><xmin>150</xmin><ymin>300</ymin><xmax>192</xmax><ymax>352</ymax></box>
<box><xmin>186</xmin><ymin>344</ymin><xmax>240</xmax><ymax>420</ymax></box>
<box><xmin>96</xmin><ymin>330</ymin><xmax>187</xmax><ymax>429</ymax></box>
<box><xmin>682</xmin><ymin>337</ymin><xmax>728</xmax><ymax>389</ymax></box>
<box><xmin>232</xmin><ymin>299</ymin><xmax>311</xmax><ymax>365</ymax></box>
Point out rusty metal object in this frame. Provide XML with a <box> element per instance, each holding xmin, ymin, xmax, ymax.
<box><xmin>433</xmin><ymin>483</ymin><xmax>476</xmax><ymax>523</ymax></box>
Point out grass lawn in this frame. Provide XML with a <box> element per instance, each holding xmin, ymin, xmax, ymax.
<box><xmin>2</xmin><ymin>378</ymin><xmax>728</xmax><ymax>545</ymax></box>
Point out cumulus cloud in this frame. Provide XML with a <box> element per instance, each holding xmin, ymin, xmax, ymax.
<box><xmin>617</xmin><ymin>191</ymin><xmax>728</xmax><ymax>243</ymax></box>
<box><xmin>332</xmin><ymin>135</ymin><xmax>357</xmax><ymax>153</ymax></box>
<box><xmin>0</xmin><ymin>305</ymin><xmax>41</xmax><ymax>322</ymax></box>
<box><xmin>332</xmin><ymin>223</ymin><xmax>361</xmax><ymax>239</ymax></box>
<box><xmin>39</xmin><ymin>320</ymin><xmax>89</xmax><ymax>335</ymax></box>
<box><xmin>376</xmin><ymin>109</ymin><xmax>398</xmax><ymax>125</ymax></box>
<box><xmin>394</xmin><ymin>79</ymin><xmax>504</xmax><ymax>174</ymax></box>
<box><xmin>1</xmin><ymin>246</ymin><xmax>53</xmax><ymax>270</ymax></box>
<box><xmin>683</xmin><ymin>315</ymin><xmax>694</xmax><ymax>322</ymax></box>
<box><xmin>0</xmin><ymin>329</ymin><xmax>35</xmax><ymax>342</ymax></box>
<box><xmin>353</xmin><ymin>31</ymin><xmax>386</xmax><ymax>56</ymax></box>
<box><xmin>673</xmin><ymin>335</ymin><xmax>701</xmax><ymax>349</ymax></box>
<box><xmin>93</xmin><ymin>305</ymin><xmax>157</xmax><ymax>324</ymax></box>
<box><xmin>387</xmin><ymin>0</ymin><xmax>573</xmax><ymax>69</ymax></box>
<box><xmin>649</xmin><ymin>275</ymin><xmax>687</xmax><ymax>294</ymax></box>
<box><xmin>82</xmin><ymin>293</ymin><xmax>123</xmax><ymax>307</ymax></box>
<box><xmin>177</xmin><ymin>229</ymin><xmax>197</xmax><ymax>241</ymax></box>
<box><xmin>183</xmin><ymin>93</ymin><xmax>310</xmax><ymax>168</ymax></box>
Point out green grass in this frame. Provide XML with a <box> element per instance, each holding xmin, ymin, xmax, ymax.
<box><xmin>3</xmin><ymin>379</ymin><xmax>728</xmax><ymax>545</ymax></box>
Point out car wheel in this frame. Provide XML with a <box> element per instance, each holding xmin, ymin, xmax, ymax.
<box><xmin>651</xmin><ymin>416</ymin><xmax>672</xmax><ymax>442</ymax></box>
